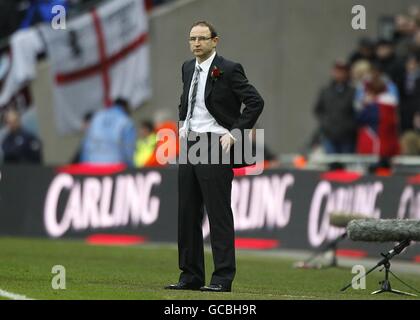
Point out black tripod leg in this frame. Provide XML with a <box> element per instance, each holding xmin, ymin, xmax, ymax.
<box><xmin>341</xmin><ymin>240</ymin><xmax>417</xmax><ymax>295</ymax></box>
<box><xmin>371</xmin><ymin>285</ymin><xmax>417</xmax><ymax>296</ymax></box>
<box><xmin>341</xmin><ymin>263</ymin><xmax>379</xmax><ymax>292</ymax></box>
<box><xmin>370</xmin><ymin>264</ymin><xmax>418</xmax><ymax>296</ymax></box>
<box><xmin>371</xmin><ymin>289</ymin><xmax>385</xmax><ymax>295</ymax></box>
<box><xmin>388</xmin><ymin>289</ymin><xmax>417</xmax><ymax>297</ymax></box>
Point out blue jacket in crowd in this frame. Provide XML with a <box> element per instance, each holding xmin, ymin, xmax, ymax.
<box><xmin>81</xmin><ymin>104</ymin><xmax>136</xmax><ymax>167</ymax></box>
<box><xmin>20</xmin><ymin>0</ymin><xmax>67</xmax><ymax>29</ymax></box>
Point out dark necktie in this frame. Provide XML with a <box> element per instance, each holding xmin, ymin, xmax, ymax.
<box><xmin>186</xmin><ymin>65</ymin><xmax>202</xmax><ymax>132</ymax></box>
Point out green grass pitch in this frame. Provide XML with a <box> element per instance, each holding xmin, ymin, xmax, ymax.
<box><xmin>0</xmin><ymin>237</ymin><xmax>419</xmax><ymax>300</ymax></box>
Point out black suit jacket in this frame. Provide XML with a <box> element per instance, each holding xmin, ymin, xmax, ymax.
<box><xmin>178</xmin><ymin>54</ymin><xmax>264</xmax><ymax>167</ymax></box>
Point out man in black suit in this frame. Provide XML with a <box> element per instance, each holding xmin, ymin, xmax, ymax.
<box><xmin>165</xmin><ymin>21</ymin><xmax>264</xmax><ymax>292</ymax></box>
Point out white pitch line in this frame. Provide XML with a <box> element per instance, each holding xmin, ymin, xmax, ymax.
<box><xmin>0</xmin><ymin>289</ymin><xmax>34</xmax><ymax>300</ymax></box>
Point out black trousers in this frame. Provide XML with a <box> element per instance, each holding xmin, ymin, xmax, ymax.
<box><xmin>178</xmin><ymin>132</ymin><xmax>236</xmax><ymax>287</ymax></box>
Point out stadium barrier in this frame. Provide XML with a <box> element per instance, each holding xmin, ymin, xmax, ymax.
<box><xmin>0</xmin><ymin>164</ymin><xmax>419</xmax><ymax>262</ymax></box>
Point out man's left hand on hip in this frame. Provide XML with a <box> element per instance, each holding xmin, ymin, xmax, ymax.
<box><xmin>220</xmin><ymin>133</ymin><xmax>236</xmax><ymax>152</ymax></box>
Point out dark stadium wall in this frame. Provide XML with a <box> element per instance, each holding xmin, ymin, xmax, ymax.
<box><xmin>32</xmin><ymin>0</ymin><xmax>420</xmax><ymax>164</ymax></box>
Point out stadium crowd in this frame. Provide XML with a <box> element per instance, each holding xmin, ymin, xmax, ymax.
<box><xmin>0</xmin><ymin>0</ymin><xmax>177</xmax><ymax>166</ymax></box>
<box><xmin>0</xmin><ymin>0</ymin><xmax>174</xmax><ymax>41</ymax></box>
<box><xmin>1</xmin><ymin>2</ymin><xmax>420</xmax><ymax>172</ymax></box>
<box><xmin>313</xmin><ymin>5</ymin><xmax>420</xmax><ymax>166</ymax></box>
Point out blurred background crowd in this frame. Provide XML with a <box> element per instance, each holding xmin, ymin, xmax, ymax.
<box><xmin>1</xmin><ymin>0</ymin><xmax>420</xmax><ymax>175</ymax></box>
<box><xmin>311</xmin><ymin>5</ymin><xmax>420</xmax><ymax>173</ymax></box>
<box><xmin>0</xmin><ymin>0</ymin><xmax>173</xmax><ymax>40</ymax></box>
<box><xmin>0</xmin><ymin>0</ymin><xmax>176</xmax><ymax>168</ymax></box>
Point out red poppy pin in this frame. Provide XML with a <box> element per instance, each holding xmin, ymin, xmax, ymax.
<box><xmin>211</xmin><ymin>66</ymin><xmax>223</xmax><ymax>80</ymax></box>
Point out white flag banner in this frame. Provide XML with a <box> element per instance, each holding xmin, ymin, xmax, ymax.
<box><xmin>0</xmin><ymin>29</ymin><xmax>42</xmax><ymax>144</ymax></box>
<box><xmin>41</xmin><ymin>0</ymin><xmax>152</xmax><ymax>134</ymax></box>
<box><xmin>0</xmin><ymin>28</ymin><xmax>44</xmax><ymax>108</ymax></box>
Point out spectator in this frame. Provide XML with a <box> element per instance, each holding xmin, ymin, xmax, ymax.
<box><xmin>356</xmin><ymin>77</ymin><xmax>400</xmax><ymax>158</ymax></box>
<box><xmin>314</xmin><ymin>60</ymin><xmax>357</xmax><ymax>154</ymax></box>
<box><xmin>393</xmin><ymin>14</ymin><xmax>417</xmax><ymax>58</ymax></box>
<box><xmin>354</xmin><ymin>61</ymin><xmax>399</xmax><ymax>111</ymax></box>
<box><xmin>1</xmin><ymin>109</ymin><xmax>42</xmax><ymax>164</ymax></box>
<box><xmin>400</xmin><ymin>112</ymin><xmax>420</xmax><ymax>155</ymax></box>
<box><xmin>396</xmin><ymin>54</ymin><xmax>420</xmax><ymax>133</ymax></box>
<box><xmin>142</xmin><ymin>120</ymin><xmax>179</xmax><ymax>167</ymax></box>
<box><xmin>70</xmin><ymin>110</ymin><xmax>94</xmax><ymax>163</ymax></box>
<box><xmin>20</xmin><ymin>0</ymin><xmax>68</xmax><ymax>29</ymax></box>
<box><xmin>80</xmin><ymin>98</ymin><xmax>136</xmax><ymax>167</ymax></box>
<box><xmin>133</xmin><ymin>120</ymin><xmax>157</xmax><ymax>167</ymax></box>
<box><xmin>351</xmin><ymin>59</ymin><xmax>371</xmax><ymax>85</ymax></box>
<box><xmin>374</xmin><ymin>39</ymin><xmax>403</xmax><ymax>82</ymax></box>
<box><xmin>409</xmin><ymin>29</ymin><xmax>420</xmax><ymax>57</ymax></box>
<box><xmin>348</xmin><ymin>37</ymin><xmax>375</xmax><ymax>66</ymax></box>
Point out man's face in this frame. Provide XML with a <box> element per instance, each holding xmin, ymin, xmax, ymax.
<box><xmin>331</xmin><ymin>68</ymin><xmax>348</xmax><ymax>83</ymax></box>
<box><xmin>360</xmin><ymin>46</ymin><xmax>373</xmax><ymax>57</ymax></box>
<box><xmin>376</xmin><ymin>44</ymin><xmax>393</xmax><ymax>59</ymax></box>
<box><xmin>189</xmin><ymin>25</ymin><xmax>218</xmax><ymax>61</ymax></box>
<box><xmin>4</xmin><ymin>111</ymin><xmax>20</xmax><ymax>132</ymax></box>
<box><xmin>406</xmin><ymin>57</ymin><xmax>419</xmax><ymax>73</ymax></box>
<box><xmin>140</xmin><ymin>126</ymin><xmax>152</xmax><ymax>139</ymax></box>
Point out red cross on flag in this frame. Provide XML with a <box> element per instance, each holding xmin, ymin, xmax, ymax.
<box><xmin>41</xmin><ymin>0</ymin><xmax>151</xmax><ymax>134</ymax></box>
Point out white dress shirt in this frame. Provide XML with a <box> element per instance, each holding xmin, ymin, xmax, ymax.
<box><xmin>181</xmin><ymin>51</ymin><xmax>230</xmax><ymax>136</ymax></box>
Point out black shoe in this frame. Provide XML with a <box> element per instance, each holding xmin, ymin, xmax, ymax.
<box><xmin>200</xmin><ymin>284</ymin><xmax>231</xmax><ymax>292</ymax></box>
<box><xmin>164</xmin><ymin>282</ymin><xmax>202</xmax><ymax>291</ymax></box>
